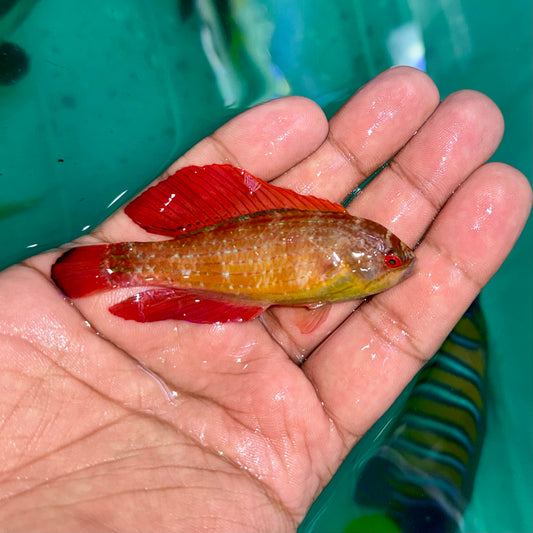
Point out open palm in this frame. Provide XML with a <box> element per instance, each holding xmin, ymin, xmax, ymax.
<box><xmin>1</xmin><ymin>68</ymin><xmax>531</xmax><ymax>532</ymax></box>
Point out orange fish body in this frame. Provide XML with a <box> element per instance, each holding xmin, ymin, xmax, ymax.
<box><xmin>52</xmin><ymin>165</ymin><xmax>415</xmax><ymax>323</ymax></box>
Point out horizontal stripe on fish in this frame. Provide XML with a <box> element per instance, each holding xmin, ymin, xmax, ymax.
<box><xmin>397</xmin><ymin>412</ymin><xmax>476</xmax><ymax>456</ymax></box>
<box><xmin>393</xmin><ymin>425</ymin><xmax>470</xmax><ymax>467</ymax></box>
<box><xmin>391</xmin><ymin>435</ymin><xmax>468</xmax><ymax>477</ymax></box>
<box><xmin>410</xmin><ymin>381</ymin><xmax>483</xmax><ymax>425</ymax></box>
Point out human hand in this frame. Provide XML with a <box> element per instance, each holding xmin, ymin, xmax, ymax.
<box><xmin>1</xmin><ymin>67</ymin><xmax>531</xmax><ymax>532</ymax></box>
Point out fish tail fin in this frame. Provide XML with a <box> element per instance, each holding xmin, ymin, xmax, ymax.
<box><xmin>51</xmin><ymin>244</ymin><xmax>112</xmax><ymax>298</ymax></box>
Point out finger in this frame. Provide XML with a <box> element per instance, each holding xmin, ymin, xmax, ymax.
<box><xmin>351</xmin><ymin>90</ymin><xmax>505</xmax><ymax>243</ymax></box>
<box><xmin>267</xmin><ymin>90</ymin><xmax>505</xmax><ymax>359</ymax></box>
<box><xmin>303</xmin><ymin>163</ymin><xmax>532</xmax><ymax>444</ymax></box>
<box><xmin>274</xmin><ymin>66</ymin><xmax>440</xmax><ymax>201</ymax></box>
<box><xmin>95</xmin><ymin>96</ymin><xmax>329</xmax><ymax>243</ymax></box>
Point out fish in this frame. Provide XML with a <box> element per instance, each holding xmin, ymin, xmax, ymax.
<box><xmin>354</xmin><ymin>297</ymin><xmax>488</xmax><ymax>533</ymax></box>
<box><xmin>51</xmin><ymin>164</ymin><xmax>415</xmax><ymax>324</ymax></box>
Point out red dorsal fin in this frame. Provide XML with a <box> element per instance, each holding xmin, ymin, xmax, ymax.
<box><xmin>109</xmin><ymin>288</ymin><xmax>266</xmax><ymax>323</ymax></box>
<box><xmin>124</xmin><ymin>164</ymin><xmax>346</xmax><ymax>236</ymax></box>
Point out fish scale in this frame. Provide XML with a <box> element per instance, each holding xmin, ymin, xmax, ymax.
<box><xmin>104</xmin><ymin>210</ymin><xmax>371</xmax><ymax>301</ymax></box>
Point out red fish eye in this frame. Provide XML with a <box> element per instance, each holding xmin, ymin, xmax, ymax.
<box><xmin>385</xmin><ymin>253</ymin><xmax>403</xmax><ymax>269</ymax></box>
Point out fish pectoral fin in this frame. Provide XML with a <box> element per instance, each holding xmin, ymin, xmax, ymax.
<box><xmin>109</xmin><ymin>288</ymin><xmax>267</xmax><ymax>324</ymax></box>
<box><xmin>124</xmin><ymin>164</ymin><xmax>346</xmax><ymax>236</ymax></box>
<box><xmin>293</xmin><ymin>304</ymin><xmax>331</xmax><ymax>334</ymax></box>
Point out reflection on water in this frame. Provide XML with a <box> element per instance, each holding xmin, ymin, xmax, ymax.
<box><xmin>186</xmin><ymin>0</ymin><xmax>290</xmax><ymax>107</ymax></box>
<box><xmin>387</xmin><ymin>21</ymin><xmax>426</xmax><ymax>71</ymax></box>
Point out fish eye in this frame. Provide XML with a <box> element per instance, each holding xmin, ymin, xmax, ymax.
<box><xmin>384</xmin><ymin>253</ymin><xmax>404</xmax><ymax>269</ymax></box>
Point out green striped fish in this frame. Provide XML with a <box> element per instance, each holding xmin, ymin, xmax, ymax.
<box><xmin>353</xmin><ymin>297</ymin><xmax>488</xmax><ymax>533</ymax></box>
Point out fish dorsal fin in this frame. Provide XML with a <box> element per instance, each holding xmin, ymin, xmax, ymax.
<box><xmin>124</xmin><ymin>164</ymin><xmax>346</xmax><ymax>236</ymax></box>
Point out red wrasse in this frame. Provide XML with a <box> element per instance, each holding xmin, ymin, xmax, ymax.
<box><xmin>51</xmin><ymin>164</ymin><xmax>415</xmax><ymax>323</ymax></box>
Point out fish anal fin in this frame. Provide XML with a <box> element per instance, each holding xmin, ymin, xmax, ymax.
<box><xmin>109</xmin><ymin>288</ymin><xmax>266</xmax><ymax>324</ymax></box>
<box><xmin>124</xmin><ymin>164</ymin><xmax>346</xmax><ymax>236</ymax></box>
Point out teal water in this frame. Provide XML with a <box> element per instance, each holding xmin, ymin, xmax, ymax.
<box><xmin>1</xmin><ymin>1</ymin><xmax>531</xmax><ymax>532</ymax></box>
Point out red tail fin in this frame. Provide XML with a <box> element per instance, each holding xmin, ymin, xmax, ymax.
<box><xmin>51</xmin><ymin>245</ymin><xmax>112</xmax><ymax>298</ymax></box>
